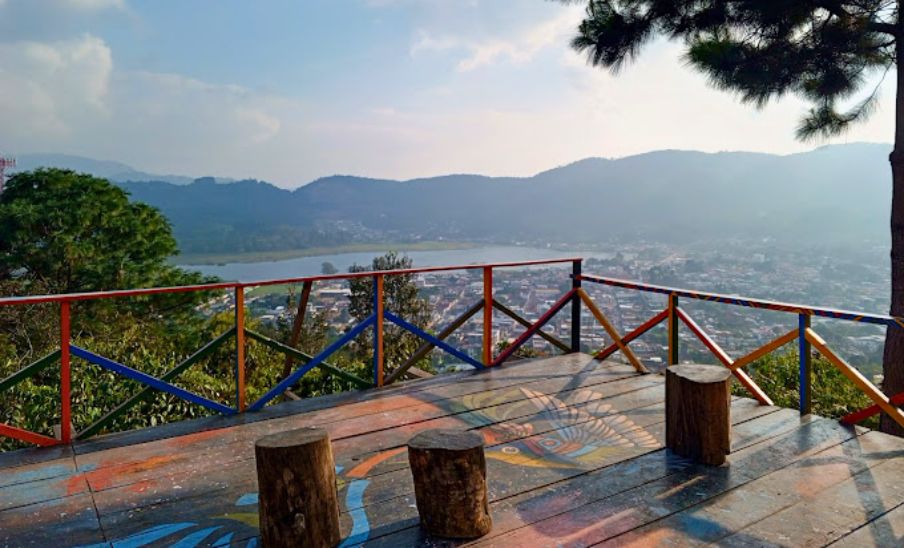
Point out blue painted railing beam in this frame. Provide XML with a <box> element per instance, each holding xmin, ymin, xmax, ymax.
<box><xmin>70</xmin><ymin>345</ymin><xmax>236</xmax><ymax>416</ymax></box>
<box><xmin>249</xmin><ymin>315</ymin><xmax>376</xmax><ymax>411</ymax></box>
<box><xmin>384</xmin><ymin>311</ymin><xmax>485</xmax><ymax>370</ymax></box>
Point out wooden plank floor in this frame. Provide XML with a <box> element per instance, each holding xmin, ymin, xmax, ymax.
<box><xmin>2</xmin><ymin>353</ymin><xmax>904</xmax><ymax>547</ymax></box>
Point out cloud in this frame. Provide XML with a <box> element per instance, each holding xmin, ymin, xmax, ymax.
<box><xmin>0</xmin><ymin>2</ymin><xmax>894</xmax><ymax>188</ymax></box>
<box><xmin>0</xmin><ymin>34</ymin><xmax>112</xmax><ymax>137</ymax></box>
<box><xmin>0</xmin><ymin>33</ymin><xmax>292</xmax><ymax>179</ymax></box>
<box><xmin>411</xmin><ymin>7</ymin><xmax>582</xmax><ymax>72</ymax></box>
<box><xmin>235</xmin><ymin>108</ymin><xmax>282</xmax><ymax>143</ymax></box>
<box><xmin>409</xmin><ymin>30</ymin><xmax>459</xmax><ymax>56</ymax></box>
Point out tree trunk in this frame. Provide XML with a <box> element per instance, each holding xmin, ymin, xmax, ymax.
<box><xmin>665</xmin><ymin>364</ymin><xmax>731</xmax><ymax>466</ymax></box>
<box><xmin>254</xmin><ymin>427</ymin><xmax>341</xmax><ymax>548</ymax></box>
<box><xmin>883</xmin><ymin>10</ymin><xmax>904</xmax><ymax>438</ymax></box>
<box><xmin>407</xmin><ymin>429</ymin><xmax>492</xmax><ymax>539</ymax></box>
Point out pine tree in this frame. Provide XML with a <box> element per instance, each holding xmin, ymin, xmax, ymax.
<box><xmin>563</xmin><ymin>1</ymin><xmax>904</xmax><ymax>435</ymax></box>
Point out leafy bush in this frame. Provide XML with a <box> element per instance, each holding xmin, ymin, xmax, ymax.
<box><xmin>732</xmin><ymin>350</ymin><xmax>878</xmax><ymax>429</ymax></box>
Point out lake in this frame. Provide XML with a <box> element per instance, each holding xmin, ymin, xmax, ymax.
<box><xmin>180</xmin><ymin>246</ymin><xmax>614</xmax><ymax>282</ymax></box>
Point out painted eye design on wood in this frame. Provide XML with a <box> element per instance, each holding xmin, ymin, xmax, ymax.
<box><xmin>540</xmin><ymin>437</ymin><xmax>563</xmax><ymax>449</ymax></box>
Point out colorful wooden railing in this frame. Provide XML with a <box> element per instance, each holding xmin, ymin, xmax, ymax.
<box><xmin>578</xmin><ymin>274</ymin><xmax>904</xmax><ymax>430</ymax></box>
<box><xmin>0</xmin><ymin>258</ymin><xmax>585</xmax><ymax>447</ymax></box>
<box><xmin>4</xmin><ymin>259</ymin><xmax>903</xmax><ymax>449</ymax></box>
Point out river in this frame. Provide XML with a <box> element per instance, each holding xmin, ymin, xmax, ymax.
<box><xmin>179</xmin><ymin>246</ymin><xmax>614</xmax><ymax>282</ymax></box>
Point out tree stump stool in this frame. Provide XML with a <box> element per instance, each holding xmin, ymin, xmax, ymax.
<box><xmin>666</xmin><ymin>364</ymin><xmax>732</xmax><ymax>466</ymax></box>
<box><xmin>255</xmin><ymin>427</ymin><xmax>340</xmax><ymax>548</ymax></box>
<box><xmin>407</xmin><ymin>429</ymin><xmax>492</xmax><ymax>538</ymax></box>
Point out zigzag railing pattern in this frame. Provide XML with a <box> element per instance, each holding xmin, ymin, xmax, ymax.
<box><xmin>579</xmin><ymin>274</ymin><xmax>904</xmax><ymax>430</ymax></box>
<box><xmin>4</xmin><ymin>259</ymin><xmax>903</xmax><ymax>448</ymax></box>
<box><xmin>0</xmin><ymin>258</ymin><xmax>581</xmax><ymax>446</ymax></box>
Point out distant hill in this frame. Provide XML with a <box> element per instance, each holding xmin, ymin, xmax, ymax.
<box><xmin>11</xmin><ymin>154</ymin><xmax>233</xmax><ymax>185</ymax></box>
<box><xmin>77</xmin><ymin>143</ymin><xmax>900</xmax><ymax>255</ymax></box>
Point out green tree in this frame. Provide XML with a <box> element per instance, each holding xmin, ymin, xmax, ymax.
<box><xmin>564</xmin><ymin>1</ymin><xmax>904</xmax><ymax>435</ymax></box>
<box><xmin>0</xmin><ymin>170</ymin><xmax>374</xmax><ymax>450</ymax></box>
<box><xmin>0</xmin><ymin>169</ymin><xmax>215</xmax><ymax>359</ymax></box>
<box><xmin>734</xmin><ymin>350</ymin><xmax>877</xmax><ymax>428</ymax></box>
<box><xmin>321</xmin><ymin>261</ymin><xmax>338</xmax><ymax>275</ymax></box>
<box><xmin>0</xmin><ymin>170</ymin><xmax>225</xmax><ymax>450</ymax></box>
<box><xmin>0</xmin><ymin>169</ymin><xmax>209</xmax><ymax>293</ymax></box>
<box><xmin>347</xmin><ymin>252</ymin><xmax>434</xmax><ymax>377</ymax></box>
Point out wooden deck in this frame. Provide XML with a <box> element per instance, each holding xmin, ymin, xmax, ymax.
<box><xmin>2</xmin><ymin>353</ymin><xmax>904</xmax><ymax>547</ymax></box>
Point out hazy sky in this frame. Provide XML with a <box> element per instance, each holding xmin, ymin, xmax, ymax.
<box><xmin>0</xmin><ymin>0</ymin><xmax>895</xmax><ymax>187</ymax></box>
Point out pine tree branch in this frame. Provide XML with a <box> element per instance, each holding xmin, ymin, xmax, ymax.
<box><xmin>867</xmin><ymin>21</ymin><xmax>899</xmax><ymax>36</ymax></box>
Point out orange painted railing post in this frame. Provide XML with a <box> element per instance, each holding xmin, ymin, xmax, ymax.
<box><xmin>571</xmin><ymin>259</ymin><xmax>582</xmax><ymax>353</ymax></box>
<box><xmin>235</xmin><ymin>286</ymin><xmax>246</xmax><ymax>412</ymax></box>
<box><xmin>483</xmin><ymin>266</ymin><xmax>493</xmax><ymax>365</ymax></box>
<box><xmin>374</xmin><ymin>275</ymin><xmax>385</xmax><ymax>387</ymax></box>
<box><xmin>60</xmin><ymin>301</ymin><xmax>71</xmax><ymax>443</ymax></box>
<box><xmin>667</xmin><ymin>294</ymin><xmax>679</xmax><ymax>365</ymax></box>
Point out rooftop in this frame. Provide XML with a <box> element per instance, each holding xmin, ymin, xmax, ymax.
<box><xmin>2</xmin><ymin>353</ymin><xmax>903</xmax><ymax>547</ymax></box>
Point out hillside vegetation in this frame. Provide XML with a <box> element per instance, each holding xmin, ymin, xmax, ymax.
<box><xmin>105</xmin><ymin>143</ymin><xmax>890</xmax><ymax>255</ymax></box>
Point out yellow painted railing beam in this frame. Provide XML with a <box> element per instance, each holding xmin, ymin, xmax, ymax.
<box><xmin>729</xmin><ymin>329</ymin><xmax>799</xmax><ymax>372</ymax></box>
<box><xmin>805</xmin><ymin>328</ymin><xmax>904</xmax><ymax>430</ymax></box>
<box><xmin>577</xmin><ymin>288</ymin><xmax>648</xmax><ymax>374</ymax></box>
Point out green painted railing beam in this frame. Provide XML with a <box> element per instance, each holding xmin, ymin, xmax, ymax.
<box><xmin>492</xmin><ymin>299</ymin><xmax>571</xmax><ymax>352</ymax></box>
<box><xmin>244</xmin><ymin>329</ymin><xmax>370</xmax><ymax>389</ymax></box>
<box><xmin>0</xmin><ymin>350</ymin><xmax>61</xmax><ymax>394</ymax></box>
<box><xmin>76</xmin><ymin>327</ymin><xmax>236</xmax><ymax>440</ymax></box>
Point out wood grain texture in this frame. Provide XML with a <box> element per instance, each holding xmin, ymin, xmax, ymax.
<box><xmin>4</xmin><ymin>354</ymin><xmax>904</xmax><ymax>547</ymax></box>
<box><xmin>666</xmin><ymin>364</ymin><xmax>732</xmax><ymax>466</ymax></box>
<box><xmin>254</xmin><ymin>427</ymin><xmax>339</xmax><ymax>548</ymax></box>
<box><xmin>408</xmin><ymin>429</ymin><xmax>491</xmax><ymax>538</ymax></box>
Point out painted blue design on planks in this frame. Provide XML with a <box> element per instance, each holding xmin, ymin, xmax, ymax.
<box><xmin>339</xmin><ymin>479</ymin><xmax>371</xmax><ymax>548</ymax></box>
<box><xmin>211</xmin><ymin>532</ymin><xmax>234</xmax><ymax>547</ymax></box>
<box><xmin>170</xmin><ymin>526</ymin><xmax>220</xmax><ymax>547</ymax></box>
<box><xmin>235</xmin><ymin>493</ymin><xmax>258</xmax><ymax>506</ymax></box>
<box><xmin>76</xmin><ymin>522</ymin><xmax>196</xmax><ymax>548</ymax></box>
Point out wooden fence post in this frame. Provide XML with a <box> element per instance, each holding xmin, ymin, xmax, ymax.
<box><xmin>60</xmin><ymin>301</ymin><xmax>71</xmax><ymax>443</ymax></box>
<box><xmin>235</xmin><ymin>286</ymin><xmax>246</xmax><ymax>412</ymax></box>
<box><xmin>483</xmin><ymin>266</ymin><xmax>493</xmax><ymax>365</ymax></box>
<box><xmin>668</xmin><ymin>294</ymin><xmax>679</xmax><ymax>365</ymax></box>
<box><xmin>373</xmin><ymin>275</ymin><xmax>384</xmax><ymax>387</ymax></box>
<box><xmin>571</xmin><ymin>259</ymin><xmax>582</xmax><ymax>353</ymax></box>
<box><xmin>799</xmin><ymin>314</ymin><xmax>812</xmax><ymax>415</ymax></box>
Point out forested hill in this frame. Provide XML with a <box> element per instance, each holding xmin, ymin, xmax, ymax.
<box><xmin>113</xmin><ymin>143</ymin><xmax>891</xmax><ymax>255</ymax></box>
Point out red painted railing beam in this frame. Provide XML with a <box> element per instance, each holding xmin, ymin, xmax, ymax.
<box><xmin>842</xmin><ymin>391</ymin><xmax>904</xmax><ymax>425</ymax></box>
<box><xmin>0</xmin><ymin>423</ymin><xmax>58</xmax><ymax>447</ymax></box>
<box><xmin>676</xmin><ymin>307</ymin><xmax>773</xmax><ymax>406</ymax></box>
<box><xmin>60</xmin><ymin>301</ymin><xmax>71</xmax><ymax>443</ymax></box>
<box><xmin>0</xmin><ymin>258</ymin><xmax>582</xmax><ymax>307</ymax></box>
<box><xmin>492</xmin><ymin>289</ymin><xmax>576</xmax><ymax>366</ymax></box>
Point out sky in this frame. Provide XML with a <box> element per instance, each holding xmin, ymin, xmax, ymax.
<box><xmin>0</xmin><ymin>0</ymin><xmax>896</xmax><ymax>188</ymax></box>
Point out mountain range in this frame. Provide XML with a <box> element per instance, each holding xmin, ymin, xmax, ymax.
<box><xmin>13</xmin><ymin>144</ymin><xmax>894</xmax><ymax>256</ymax></box>
<box><xmin>11</xmin><ymin>154</ymin><xmax>233</xmax><ymax>186</ymax></box>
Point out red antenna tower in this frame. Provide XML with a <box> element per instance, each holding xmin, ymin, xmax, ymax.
<box><xmin>0</xmin><ymin>155</ymin><xmax>15</xmax><ymax>193</ymax></box>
